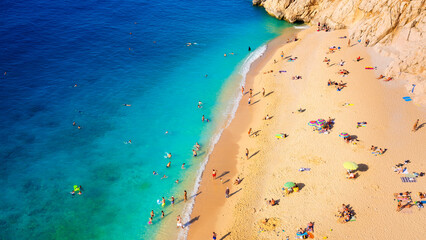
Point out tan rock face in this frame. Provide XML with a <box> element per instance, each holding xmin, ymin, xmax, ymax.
<box><xmin>253</xmin><ymin>0</ymin><xmax>425</xmax><ymax>101</ymax></box>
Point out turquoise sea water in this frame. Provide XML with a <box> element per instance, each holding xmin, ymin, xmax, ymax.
<box><xmin>0</xmin><ymin>0</ymin><xmax>291</xmax><ymax>239</ymax></box>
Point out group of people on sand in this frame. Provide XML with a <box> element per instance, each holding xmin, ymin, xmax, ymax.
<box><xmin>394</xmin><ymin>191</ymin><xmax>425</xmax><ymax>211</ymax></box>
<box><xmin>336</xmin><ymin>204</ymin><xmax>355</xmax><ymax>223</ymax></box>
<box><xmin>370</xmin><ymin>145</ymin><xmax>385</xmax><ymax>155</ymax></box>
<box><xmin>327</xmin><ymin>79</ymin><xmax>346</xmax><ymax>91</ymax></box>
<box><xmin>295</xmin><ymin>222</ymin><xmax>314</xmax><ymax>239</ymax></box>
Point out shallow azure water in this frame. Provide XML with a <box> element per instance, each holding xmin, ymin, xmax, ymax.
<box><xmin>0</xmin><ymin>0</ymin><xmax>291</xmax><ymax>239</ymax></box>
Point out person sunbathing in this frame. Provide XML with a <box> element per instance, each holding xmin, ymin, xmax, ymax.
<box><xmin>419</xmin><ymin>192</ymin><xmax>425</xmax><ymax>199</ymax></box>
<box><xmin>323</xmin><ymin>57</ymin><xmax>330</xmax><ymax>62</ymax></box>
<box><xmin>370</xmin><ymin>145</ymin><xmax>377</xmax><ymax>151</ymax></box>
<box><xmin>356</xmin><ymin>56</ymin><xmax>361</xmax><ymax>62</ymax></box>
<box><xmin>234</xmin><ymin>177</ymin><xmax>241</xmax><ymax>185</ymax></box>
<box><xmin>377</xmin><ymin>75</ymin><xmax>385</xmax><ymax>79</ymax></box>
<box><xmin>268</xmin><ymin>198</ymin><xmax>276</xmax><ymax>206</ymax></box>
<box><xmin>263</xmin><ymin>114</ymin><xmax>271</xmax><ymax>120</ymax></box>
<box><xmin>384</xmin><ymin>77</ymin><xmax>393</xmax><ymax>81</ymax></box>
<box><xmin>347</xmin><ymin>172</ymin><xmax>356</xmax><ymax>179</ymax></box>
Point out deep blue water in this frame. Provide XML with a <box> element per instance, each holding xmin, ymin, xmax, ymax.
<box><xmin>0</xmin><ymin>0</ymin><xmax>290</xmax><ymax>239</ymax></box>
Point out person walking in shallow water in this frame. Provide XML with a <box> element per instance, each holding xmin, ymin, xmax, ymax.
<box><xmin>412</xmin><ymin>119</ymin><xmax>419</xmax><ymax>132</ymax></box>
<box><xmin>184</xmin><ymin>190</ymin><xmax>187</xmax><ymax>202</ymax></box>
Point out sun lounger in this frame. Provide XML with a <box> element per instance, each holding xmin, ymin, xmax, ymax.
<box><xmin>401</xmin><ymin>177</ymin><xmax>416</xmax><ymax>183</ymax></box>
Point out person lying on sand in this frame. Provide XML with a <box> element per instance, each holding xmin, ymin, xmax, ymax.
<box><xmin>234</xmin><ymin>177</ymin><xmax>241</xmax><ymax>185</ymax></box>
<box><xmin>377</xmin><ymin>75</ymin><xmax>385</xmax><ymax>79</ymax></box>
<box><xmin>267</xmin><ymin>198</ymin><xmax>277</xmax><ymax>206</ymax></box>
<box><xmin>356</xmin><ymin>56</ymin><xmax>362</xmax><ymax>62</ymax></box>
<box><xmin>338</xmin><ymin>69</ymin><xmax>349</xmax><ymax>75</ymax></box>
<box><xmin>263</xmin><ymin>114</ymin><xmax>271</xmax><ymax>120</ymax></box>
<box><xmin>292</xmin><ymin>75</ymin><xmax>302</xmax><ymax>80</ymax></box>
<box><xmin>383</xmin><ymin>77</ymin><xmax>393</xmax><ymax>82</ymax></box>
<box><xmin>419</xmin><ymin>192</ymin><xmax>425</xmax><ymax>199</ymax></box>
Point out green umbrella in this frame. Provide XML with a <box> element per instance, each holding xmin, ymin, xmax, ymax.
<box><xmin>343</xmin><ymin>161</ymin><xmax>358</xmax><ymax>170</ymax></box>
<box><xmin>284</xmin><ymin>182</ymin><xmax>296</xmax><ymax>188</ymax></box>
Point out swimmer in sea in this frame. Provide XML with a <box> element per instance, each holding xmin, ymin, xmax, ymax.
<box><xmin>224</xmin><ymin>53</ymin><xmax>227</xmax><ymax>57</ymax></box>
<box><xmin>151</xmin><ymin>210</ymin><xmax>155</xmax><ymax>218</ymax></box>
<box><xmin>153</xmin><ymin>171</ymin><xmax>158</xmax><ymax>175</ymax></box>
<box><xmin>148</xmin><ymin>217</ymin><xmax>152</xmax><ymax>225</ymax></box>
<box><xmin>181</xmin><ymin>163</ymin><xmax>185</xmax><ymax>169</ymax></box>
<box><xmin>202</xmin><ymin>115</ymin><xmax>205</xmax><ymax>122</ymax></box>
<box><xmin>198</xmin><ymin>101</ymin><xmax>203</xmax><ymax>108</ymax></box>
<box><xmin>193</xmin><ymin>149</ymin><xmax>197</xmax><ymax>157</ymax></box>
<box><xmin>166</xmin><ymin>161</ymin><xmax>171</xmax><ymax>168</ymax></box>
<box><xmin>122</xmin><ymin>104</ymin><xmax>131</xmax><ymax>106</ymax></box>
<box><xmin>165</xmin><ymin>131</ymin><xmax>168</xmax><ymax>134</ymax></box>
<box><xmin>77</xmin><ymin>126</ymin><xmax>81</xmax><ymax>129</ymax></box>
<box><xmin>161</xmin><ymin>175</ymin><xmax>168</xmax><ymax>179</ymax></box>
<box><xmin>73</xmin><ymin>122</ymin><xmax>76</xmax><ymax>126</ymax></box>
<box><xmin>175</xmin><ymin>179</ymin><xmax>179</xmax><ymax>184</ymax></box>
<box><xmin>195</xmin><ymin>142</ymin><xmax>200</xmax><ymax>150</ymax></box>
<box><xmin>166</xmin><ymin>153</ymin><xmax>172</xmax><ymax>158</ymax></box>
<box><xmin>127</xmin><ymin>140</ymin><xmax>132</xmax><ymax>144</ymax></box>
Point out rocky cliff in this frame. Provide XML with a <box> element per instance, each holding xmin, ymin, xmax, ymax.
<box><xmin>254</xmin><ymin>0</ymin><xmax>425</xmax><ymax>103</ymax></box>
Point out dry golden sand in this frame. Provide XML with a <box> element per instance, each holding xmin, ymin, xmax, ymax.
<box><xmin>186</xmin><ymin>28</ymin><xmax>426</xmax><ymax>240</ymax></box>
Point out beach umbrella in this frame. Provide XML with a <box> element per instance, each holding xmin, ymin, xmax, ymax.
<box><xmin>339</xmin><ymin>132</ymin><xmax>349</xmax><ymax>138</ymax></box>
<box><xmin>308</xmin><ymin>121</ymin><xmax>317</xmax><ymax>126</ymax></box>
<box><xmin>317</xmin><ymin>119</ymin><xmax>326</xmax><ymax>123</ymax></box>
<box><xmin>283</xmin><ymin>182</ymin><xmax>296</xmax><ymax>188</ymax></box>
<box><xmin>343</xmin><ymin>161</ymin><xmax>358</xmax><ymax>170</ymax></box>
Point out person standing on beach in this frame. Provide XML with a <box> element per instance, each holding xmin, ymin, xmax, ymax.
<box><xmin>347</xmin><ymin>39</ymin><xmax>351</xmax><ymax>47</ymax></box>
<box><xmin>412</xmin><ymin>119</ymin><xmax>419</xmax><ymax>132</ymax></box>
<box><xmin>248</xmin><ymin>98</ymin><xmax>251</xmax><ymax>105</ymax></box>
<box><xmin>212</xmin><ymin>169</ymin><xmax>217</xmax><ymax>179</ymax></box>
<box><xmin>246</xmin><ymin>148</ymin><xmax>249</xmax><ymax>159</ymax></box>
<box><xmin>262</xmin><ymin>88</ymin><xmax>265</xmax><ymax>97</ymax></box>
<box><xmin>176</xmin><ymin>215</ymin><xmax>183</xmax><ymax>229</ymax></box>
<box><xmin>213</xmin><ymin>232</ymin><xmax>217</xmax><ymax>240</ymax></box>
<box><xmin>184</xmin><ymin>190</ymin><xmax>188</xmax><ymax>202</ymax></box>
<box><xmin>248</xmin><ymin>128</ymin><xmax>252</xmax><ymax>137</ymax></box>
<box><xmin>249</xmin><ymin>89</ymin><xmax>253</xmax><ymax>98</ymax></box>
<box><xmin>170</xmin><ymin>196</ymin><xmax>175</xmax><ymax>206</ymax></box>
<box><xmin>241</xmin><ymin>86</ymin><xmax>245</xmax><ymax>95</ymax></box>
<box><xmin>225</xmin><ymin>187</ymin><xmax>230</xmax><ymax>198</ymax></box>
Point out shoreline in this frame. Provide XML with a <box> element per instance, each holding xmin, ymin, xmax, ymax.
<box><xmin>186</xmin><ymin>27</ymin><xmax>302</xmax><ymax>240</ymax></box>
<box><xmin>187</xmin><ymin>26</ymin><xmax>425</xmax><ymax>240</ymax></box>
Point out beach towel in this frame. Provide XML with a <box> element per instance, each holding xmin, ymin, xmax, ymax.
<box><xmin>365</xmin><ymin>67</ymin><xmax>374</xmax><ymax>70</ymax></box>
<box><xmin>403</xmin><ymin>96</ymin><xmax>412</xmax><ymax>102</ymax></box>
<box><xmin>350</xmin><ymin>216</ymin><xmax>356</xmax><ymax>221</ymax></box>
<box><xmin>279</xmin><ymin>70</ymin><xmax>287</xmax><ymax>73</ymax></box>
<box><xmin>299</xmin><ymin>168</ymin><xmax>311</xmax><ymax>172</ymax></box>
<box><xmin>401</xmin><ymin>177</ymin><xmax>416</xmax><ymax>183</ymax></box>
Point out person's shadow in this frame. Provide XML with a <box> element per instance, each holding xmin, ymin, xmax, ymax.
<box><xmin>416</xmin><ymin>122</ymin><xmax>426</xmax><ymax>131</ymax></box>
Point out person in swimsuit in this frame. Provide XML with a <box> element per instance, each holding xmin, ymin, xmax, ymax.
<box><xmin>213</xmin><ymin>232</ymin><xmax>217</xmax><ymax>240</ymax></box>
<box><xmin>212</xmin><ymin>169</ymin><xmax>217</xmax><ymax>179</ymax></box>
<box><xmin>193</xmin><ymin>149</ymin><xmax>197</xmax><ymax>157</ymax></box>
<box><xmin>151</xmin><ymin>210</ymin><xmax>155</xmax><ymax>218</ymax></box>
<box><xmin>166</xmin><ymin>161</ymin><xmax>171</xmax><ymax>168</ymax></box>
<box><xmin>245</xmin><ymin>148</ymin><xmax>249</xmax><ymax>159</ymax></box>
<box><xmin>148</xmin><ymin>217</ymin><xmax>152</xmax><ymax>225</ymax></box>
<box><xmin>184</xmin><ymin>190</ymin><xmax>187</xmax><ymax>202</ymax></box>
<box><xmin>176</xmin><ymin>215</ymin><xmax>183</xmax><ymax>228</ymax></box>
<box><xmin>161</xmin><ymin>197</ymin><xmax>166</xmax><ymax>207</ymax></box>
<box><xmin>161</xmin><ymin>211</ymin><xmax>165</xmax><ymax>218</ymax></box>
<box><xmin>170</xmin><ymin>196</ymin><xmax>175</xmax><ymax>206</ymax></box>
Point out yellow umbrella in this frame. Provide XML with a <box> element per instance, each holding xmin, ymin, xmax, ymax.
<box><xmin>343</xmin><ymin>162</ymin><xmax>358</xmax><ymax>170</ymax></box>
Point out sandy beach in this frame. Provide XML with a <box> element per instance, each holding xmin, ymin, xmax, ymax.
<box><xmin>186</xmin><ymin>27</ymin><xmax>426</xmax><ymax>240</ymax></box>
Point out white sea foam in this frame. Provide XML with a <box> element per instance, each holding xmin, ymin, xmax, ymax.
<box><xmin>177</xmin><ymin>44</ymin><xmax>267</xmax><ymax>240</ymax></box>
<box><xmin>294</xmin><ymin>25</ymin><xmax>309</xmax><ymax>29</ymax></box>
